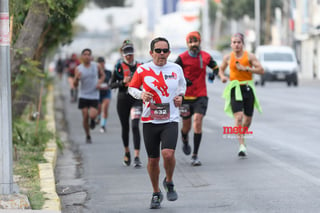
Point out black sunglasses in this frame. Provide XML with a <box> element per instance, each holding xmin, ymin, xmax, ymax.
<box><xmin>154</xmin><ymin>48</ymin><xmax>169</xmax><ymax>54</ymax></box>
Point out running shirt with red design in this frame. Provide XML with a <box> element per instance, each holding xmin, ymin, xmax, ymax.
<box><xmin>128</xmin><ymin>61</ymin><xmax>186</xmax><ymax>124</ymax></box>
<box><xmin>175</xmin><ymin>50</ymin><xmax>218</xmax><ymax>98</ymax></box>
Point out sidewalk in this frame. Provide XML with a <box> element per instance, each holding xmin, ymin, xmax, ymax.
<box><xmin>298</xmin><ymin>76</ymin><xmax>320</xmax><ymax>86</ymax></box>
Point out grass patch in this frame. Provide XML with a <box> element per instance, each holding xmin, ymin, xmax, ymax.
<box><xmin>13</xmin><ymin>117</ymin><xmax>55</xmax><ymax>209</ymax></box>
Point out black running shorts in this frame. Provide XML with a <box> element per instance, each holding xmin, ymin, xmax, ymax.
<box><xmin>181</xmin><ymin>96</ymin><xmax>208</xmax><ymax>119</ymax></box>
<box><xmin>143</xmin><ymin>122</ymin><xmax>178</xmax><ymax>158</ymax></box>
<box><xmin>230</xmin><ymin>85</ymin><xmax>255</xmax><ymax>116</ymax></box>
<box><xmin>78</xmin><ymin>98</ymin><xmax>99</xmax><ymax>109</ymax></box>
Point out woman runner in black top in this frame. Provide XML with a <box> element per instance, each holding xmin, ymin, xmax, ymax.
<box><xmin>110</xmin><ymin>40</ymin><xmax>143</xmax><ymax>167</ymax></box>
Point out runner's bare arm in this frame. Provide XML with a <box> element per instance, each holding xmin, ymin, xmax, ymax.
<box><xmin>248</xmin><ymin>53</ymin><xmax>264</xmax><ymax>75</ymax></box>
<box><xmin>97</xmin><ymin>64</ymin><xmax>106</xmax><ymax>88</ymax></box>
<box><xmin>219</xmin><ymin>55</ymin><xmax>230</xmax><ymax>83</ymax></box>
<box><xmin>73</xmin><ymin>67</ymin><xmax>81</xmax><ymax>87</ymax></box>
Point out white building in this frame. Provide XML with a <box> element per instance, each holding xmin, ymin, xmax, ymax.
<box><xmin>294</xmin><ymin>0</ymin><xmax>320</xmax><ymax>79</ymax></box>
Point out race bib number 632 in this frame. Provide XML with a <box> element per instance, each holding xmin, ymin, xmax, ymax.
<box><xmin>150</xmin><ymin>103</ymin><xmax>170</xmax><ymax>120</ymax></box>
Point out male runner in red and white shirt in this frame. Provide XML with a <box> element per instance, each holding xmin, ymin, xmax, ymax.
<box><xmin>128</xmin><ymin>37</ymin><xmax>186</xmax><ymax>209</ymax></box>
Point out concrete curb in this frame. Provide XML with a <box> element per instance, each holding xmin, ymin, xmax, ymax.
<box><xmin>38</xmin><ymin>84</ymin><xmax>61</xmax><ymax>212</ymax></box>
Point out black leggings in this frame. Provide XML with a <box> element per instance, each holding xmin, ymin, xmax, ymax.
<box><xmin>116</xmin><ymin>92</ymin><xmax>141</xmax><ymax>150</ymax></box>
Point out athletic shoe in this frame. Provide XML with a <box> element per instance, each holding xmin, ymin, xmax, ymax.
<box><xmin>238</xmin><ymin>144</ymin><xmax>247</xmax><ymax>157</ymax></box>
<box><xmin>182</xmin><ymin>142</ymin><xmax>191</xmax><ymax>155</ymax></box>
<box><xmin>150</xmin><ymin>191</ymin><xmax>163</xmax><ymax>209</ymax></box>
<box><xmin>181</xmin><ymin>133</ymin><xmax>191</xmax><ymax>155</ymax></box>
<box><xmin>163</xmin><ymin>177</ymin><xmax>178</xmax><ymax>201</ymax></box>
<box><xmin>100</xmin><ymin>126</ymin><xmax>105</xmax><ymax>133</ymax></box>
<box><xmin>95</xmin><ymin>117</ymin><xmax>101</xmax><ymax>125</ymax></box>
<box><xmin>191</xmin><ymin>156</ymin><xmax>202</xmax><ymax>166</ymax></box>
<box><xmin>123</xmin><ymin>152</ymin><xmax>131</xmax><ymax>166</ymax></box>
<box><xmin>90</xmin><ymin>119</ymin><xmax>96</xmax><ymax>130</ymax></box>
<box><xmin>86</xmin><ymin>135</ymin><xmax>92</xmax><ymax>144</ymax></box>
<box><xmin>133</xmin><ymin>156</ymin><xmax>142</xmax><ymax>168</ymax></box>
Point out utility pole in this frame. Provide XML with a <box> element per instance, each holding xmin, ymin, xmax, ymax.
<box><xmin>255</xmin><ymin>0</ymin><xmax>260</xmax><ymax>47</ymax></box>
<box><xmin>265</xmin><ymin>0</ymin><xmax>271</xmax><ymax>44</ymax></box>
<box><xmin>0</xmin><ymin>0</ymin><xmax>14</xmax><ymax>195</ymax></box>
<box><xmin>213</xmin><ymin>1</ymin><xmax>222</xmax><ymax>49</ymax></box>
<box><xmin>202</xmin><ymin>0</ymin><xmax>210</xmax><ymax>48</ymax></box>
<box><xmin>283</xmin><ymin>0</ymin><xmax>292</xmax><ymax>46</ymax></box>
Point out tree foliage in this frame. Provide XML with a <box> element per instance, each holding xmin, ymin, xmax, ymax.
<box><xmin>220</xmin><ymin>0</ymin><xmax>283</xmax><ymax>44</ymax></box>
<box><xmin>10</xmin><ymin>0</ymin><xmax>86</xmax><ymax>60</ymax></box>
<box><xmin>221</xmin><ymin>0</ymin><xmax>282</xmax><ymax>20</ymax></box>
<box><xmin>38</xmin><ymin>0</ymin><xmax>86</xmax><ymax>59</ymax></box>
<box><xmin>209</xmin><ymin>0</ymin><xmax>218</xmax><ymax>21</ymax></box>
<box><xmin>10</xmin><ymin>0</ymin><xmax>85</xmax><ymax>117</ymax></box>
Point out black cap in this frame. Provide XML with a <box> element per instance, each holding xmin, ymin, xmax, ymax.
<box><xmin>97</xmin><ymin>57</ymin><xmax>105</xmax><ymax>63</ymax></box>
<box><xmin>121</xmin><ymin>40</ymin><xmax>134</xmax><ymax>56</ymax></box>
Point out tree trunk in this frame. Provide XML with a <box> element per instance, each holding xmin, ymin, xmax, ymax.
<box><xmin>10</xmin><ymin>1</ymin><xmax>49</xmax><ymax>116</ymax></box>
<box><xmin>34</xmin><ymin>24</ymin><xmax>52</xmax><ymax>61</ymax></box>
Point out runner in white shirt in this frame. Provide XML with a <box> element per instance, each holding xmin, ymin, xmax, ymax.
<box><xmin>128</xmin><ymin>37</ymin><xmax>186</xmax><ymax>209</ymax></box>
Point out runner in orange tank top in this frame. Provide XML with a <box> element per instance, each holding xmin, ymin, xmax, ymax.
<box><xmin>219</xmin><ymin>33</ymin><xmax>264</xmax><ymax>157</ymax></box>
<box><xmin>229</xmin><ymin>51</ymin><xmax>252</xmax><ymax>82</ymax></box>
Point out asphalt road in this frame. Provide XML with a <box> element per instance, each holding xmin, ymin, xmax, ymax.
<box><xmin>54</xmin><ymin>74</ymin><xmax>320</xmax><ymax>213</ymax></box>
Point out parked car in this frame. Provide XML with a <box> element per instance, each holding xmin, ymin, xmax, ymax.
<box><xmin>254</xmin><ymin>45</ymin><xmax>299</xmax><ymax>86</ymax></box>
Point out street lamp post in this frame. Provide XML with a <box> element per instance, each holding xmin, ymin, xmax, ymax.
<box><xmin>0</xmin><ymin>0</ymin><xmax>14</xmax><ymax>195</ymax></box>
